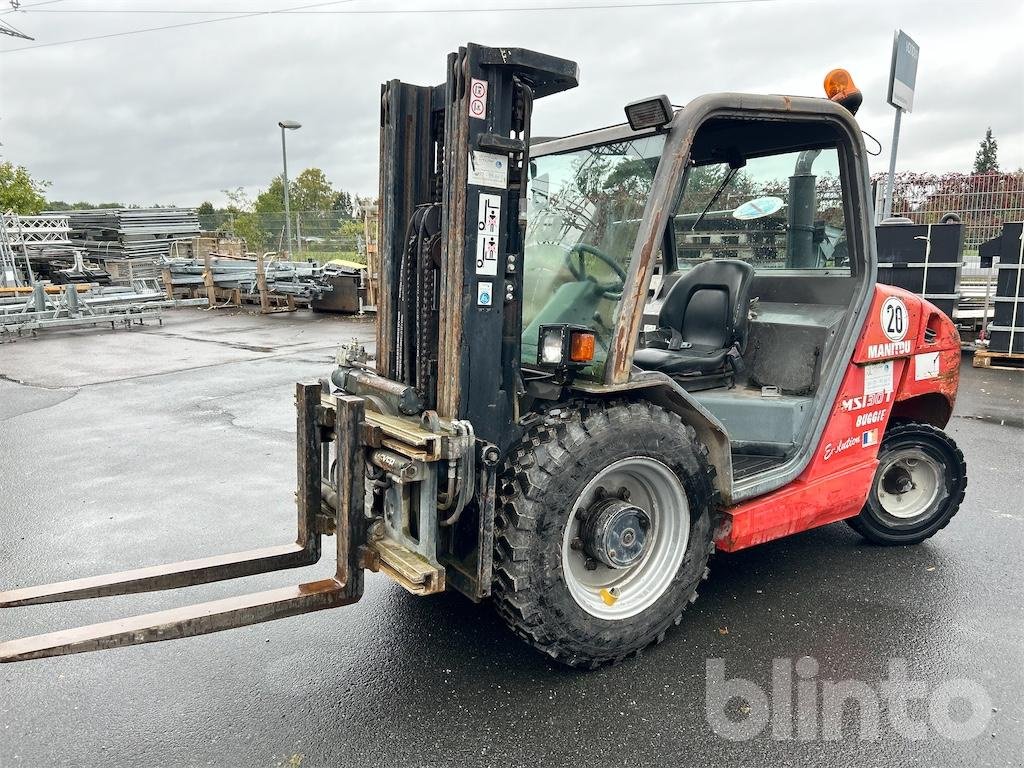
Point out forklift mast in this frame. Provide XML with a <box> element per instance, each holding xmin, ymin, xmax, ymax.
<box><xmin>375</xmin><ymin>44</ymin><xmax>577</xmax><ymax>445</ymax></box>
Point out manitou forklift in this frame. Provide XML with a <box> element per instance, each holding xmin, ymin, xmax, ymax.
<box><xmin>0</xmin><ymin>46</ymin><xmax>966</xmax><ymax>667</ymax></box>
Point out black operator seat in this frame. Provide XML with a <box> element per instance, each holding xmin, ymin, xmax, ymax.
<box><xmin>634</xmin><ymin>259</ymin><xmax>755</xmax><ymax>382</ymax></box>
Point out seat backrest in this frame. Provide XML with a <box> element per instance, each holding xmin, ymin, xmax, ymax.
<box><xmin>658</xmin><ymin>259</ymin><xmax>755</xmax><ymax>350</ymax></box>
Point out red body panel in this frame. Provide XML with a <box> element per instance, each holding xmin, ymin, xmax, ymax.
<box><xmin>717</xmin><ymin>285</ymin><xmax>961</xmax><ymax>552</ymax></box>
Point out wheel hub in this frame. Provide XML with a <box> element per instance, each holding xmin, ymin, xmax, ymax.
<box><xmin>875</xmin><ymin>448</ymin><xmax>943</xmax><ymax>520</ymax></box>
<box><xmin>882</xmin><ymin>465</ymin><xmax>915</xmax><ymax>495</ymax></box>
<box><xmin>581</xmin><ymin>493</ymin><xmax>652</xmax><ymax>569</ymax></box>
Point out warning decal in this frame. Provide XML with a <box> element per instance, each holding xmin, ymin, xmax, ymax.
<box><xmin>469</xmin><ymin>78</ymin><xmax>487</xmax><ymax>120</ymax></box>
<box><xmin>475</xmin><ymin>194</ymin><xmax>501</xmax><ymax>277</ymax></box>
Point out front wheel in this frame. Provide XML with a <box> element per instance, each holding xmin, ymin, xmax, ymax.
<box><xmin>492</xmin><ymin>401</ymin><xmax>719</xmax><ymax>667</ymax></box>
<box><xmin>847</xmin><ymin>421</ymin><xmax>967</xmax><ymax>545</ymax></box>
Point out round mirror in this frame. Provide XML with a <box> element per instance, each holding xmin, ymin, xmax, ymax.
<box><xmin>732</xmin><ymin>196</ymin><xmax>785</xmax><ymax>221</ymax></box>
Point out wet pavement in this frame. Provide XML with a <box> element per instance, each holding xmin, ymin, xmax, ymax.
<box><xmin>1</xmin><ymin>309</ymin><xmax>1022</xmax><ymax>767</ymax></box>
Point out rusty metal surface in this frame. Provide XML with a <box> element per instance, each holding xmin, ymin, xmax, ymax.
<box><xmin>296</xmin><ymin>381</ymin><xmax>325</xmax><ymax>556</ymax></box>
<box><xmin>365</xmin><ymin>409</ymin><xmax>445</xmax><ymax>460</ymax></box>
<box><xmin>436</xmin><ymin>49</ymin><xmax>469</xmax><ymax>420</ymax></box>
<box><xmin>364</xmin><ymin>536</ymin><xmax>445</xmax><ymax>595</ymax></box>
<box><xmin>334</xmin><ymin>394</ymin><xmax>366</xmax><ymax>598</ymax></box>
<box><xmin>0</xmin><ymin>543</ymin><xmax>312</xmax><ymax>608</ymax></box>
<box><xmin>376</xmin><ymin>81</ymin><xmax>437</xmax><ymax>380</ymax></box>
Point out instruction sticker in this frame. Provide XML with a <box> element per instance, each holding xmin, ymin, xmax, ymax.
<box><xmin>475</xmin><ymin>193</ymin><xmax>501</xmax><ymax>276</ymax></box>
<box><xmin>467</xmin><ymin>150</ymin><xmax>508</xmax><ymax>189</ymax></box>
<box><xmin>469</xmin><ymin>78</ymin><xmax>488</xmax><ymax>119</ymax></box>
<box><xmin>914</xmin><ymin>351</ymin><xmax>940</xmax><ymax>380</ymax></box>
<box><xmin>863</xmin><ymin>360</ymin><xmax>894</xmax><ymax>397</ymax></box>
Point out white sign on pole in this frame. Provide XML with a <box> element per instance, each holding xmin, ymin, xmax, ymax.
<box><xmin>887</xmin><ymin>29</ymin><xmax>920</xmax><ymax>113</ymax></box>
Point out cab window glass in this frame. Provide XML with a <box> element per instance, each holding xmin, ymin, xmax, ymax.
<box><xmin>674</xmin><ymin>147</ymin><xmax>849</xmax><ymax>274</ymax></box>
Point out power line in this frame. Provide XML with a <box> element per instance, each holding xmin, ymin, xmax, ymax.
<box><xmin>1</xmin><ymin>0</ymin><xmax>363</xmax><ymax>52</ymax></box>
<box><xmin>2</xmin><ymin>0</ymin><xmax>781</xmax><ymax>53</ymax></box>
<box><xmin>0</xmin><ymin>0</ymin><xmax>70</xmax><ymax>16</ymax></box>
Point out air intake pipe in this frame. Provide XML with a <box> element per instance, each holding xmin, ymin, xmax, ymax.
<box><xmin>786</xmin><ymin>148</ymin><xmax>822</xmax><ymax>268</ymax></box>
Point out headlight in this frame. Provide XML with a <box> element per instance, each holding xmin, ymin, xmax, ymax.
<box><xmin>624</xmin><ymin>95</ymin><xmax>673</xmax><ymax>131</ymax></box>
<box><xmin>537</xmin><ymin>324</ymin><xmax>596</xmax><ymax>369</ymax></box>
<box><xmin>540</xmin><ymin>329</ymin><xmax>565</xmax><ymax>365</ymax></box>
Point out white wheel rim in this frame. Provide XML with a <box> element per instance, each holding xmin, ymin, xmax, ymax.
<box><xmin>875</xmin><ymin>447</ymin><xmax>944</xmax><ymax>520</ymax></box>
<box><xmin>560</xmin><ymin>457</ymin><xmax>690</xmax><ymax>620</ymax></box>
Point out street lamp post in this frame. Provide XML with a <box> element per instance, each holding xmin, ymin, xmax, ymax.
<box><xmin>278</xmin><ymin>120</ymin><xmax>301</xmax><ymax>255</ymax></box>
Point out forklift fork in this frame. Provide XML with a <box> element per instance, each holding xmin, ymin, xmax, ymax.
<box><xmin>0</xmin><ymin>383</ymin><xmax>367</xmax><ymax>662</ymax></box>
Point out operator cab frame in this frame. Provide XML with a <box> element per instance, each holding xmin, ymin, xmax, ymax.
<box><xmin>522</xmin><ymin>93</ymin><xmax>876</xmax><ymax>501</ymax></box>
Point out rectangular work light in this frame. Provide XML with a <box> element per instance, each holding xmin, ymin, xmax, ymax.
<box><xmin>538</xmin><ymin>324</ymin><xmax>596</xmax><ymax>369</ymax></box>
<box><xmin>624</xmin><ymin>95</ymin><xmax>673</xmax><ymax>131</ymax></box>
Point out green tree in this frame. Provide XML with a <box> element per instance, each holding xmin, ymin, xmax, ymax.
<box><xmin>255</xmin><ymin>168</ymin><xmax>338</xmax><ymax>215</ymax></box>
<box><xmin>291</xmin><ymin>168</ymin><xmax>335</xmax><ymax>212</ymax></box>
<box><xmin>221</xmin><ymin>187</ymin><xmax>268</xmax><ymax>252</ymax></box>
<box><xmin>254</xmin><ymin>176</ymin><xmax>287</xmax><ymax>216</ymax></box>
<box><xmin>0</xmin><ymin>161</ymin><xmax>50</xmax><ymax>214</ymax></box>
<box><xmin>974</xmin><ymin>127</ymin><xmax>999</xmax><ymax>173</ymax></box>
<box><xmin>196</xmin><ymin>201</ymin><xmax>215</xmax><ymax>216</ymax></box>
<box><xmin>331</xmin><ymin>190</ymin><xmax>353</xmax><ymax>217</ymax></box>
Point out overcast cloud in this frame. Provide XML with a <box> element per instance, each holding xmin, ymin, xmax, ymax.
<box><xmin>1</xmin><ymin>0</ymin><xmax>1021</xmax><ymax>207</ymax></box>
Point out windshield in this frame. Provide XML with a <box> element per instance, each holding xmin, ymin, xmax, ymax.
<box><xmin>521</xmin><ymin>134</ymin><xmax>666</xmax><ymax>377</ymax></box>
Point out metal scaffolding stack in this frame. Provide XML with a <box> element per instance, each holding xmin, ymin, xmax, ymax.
<box><xmin>66</xmin><ymin>208</ymin><xmax>201</xmax><ymax>282</ymax></box>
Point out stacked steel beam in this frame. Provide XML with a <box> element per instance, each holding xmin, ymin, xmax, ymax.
<box><xmin>162</xmin><ymin>255</ymin><xmax>333</xmax><ymax>301</ymax></box>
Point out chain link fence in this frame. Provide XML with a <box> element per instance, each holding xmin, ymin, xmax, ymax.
<box><xmin>873</xmin><ymin>171</ymin><xmax>1024</xmax><ymax>251</ymax></box>
<box><xmin>198</xmin><ymin>210</ymin><xmax>365</xmax><ymax>262</ymax></box>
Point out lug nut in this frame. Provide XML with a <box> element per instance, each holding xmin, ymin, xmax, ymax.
<box><xmin>618</xmin><ymin>486</ymin><xmax>630</xmax><ymax>501</ymax></box>
<box><xmin>584</xmin><ymin>558</ymin><xmax>598</xmax><ymax>571</ymax></box>
<box><xmin>570</xmin><ymin>537</ymin><xmax>585</xmax><ymax>551</ymax></box>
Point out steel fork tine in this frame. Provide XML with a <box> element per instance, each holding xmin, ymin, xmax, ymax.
<box><xmin>0</xmin><ymin>543</ymin><xmax>316</xmax><ymax>608</ymax></box>
<box><xmin>0</xmin><ymin>578</ymin><xmax>356</xmax><ymax>663</ymax></box>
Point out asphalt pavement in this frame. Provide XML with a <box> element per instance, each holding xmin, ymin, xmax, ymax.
<box><xmin>1</xmin><ymin>309</ymin><xmax>1021</xmax><ymax>767</ymax></box>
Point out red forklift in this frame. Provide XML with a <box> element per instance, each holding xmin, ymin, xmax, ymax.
<box><xmin>0</xmin><ymin>47</ymin><xmax>966</xmax><ymax>667</ymax></box>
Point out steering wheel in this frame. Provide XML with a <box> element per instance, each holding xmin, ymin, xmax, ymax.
<box><xmin>564</xmin><ymin>243</ymin><xmax>627</xmax><ymax>298</ymax></box>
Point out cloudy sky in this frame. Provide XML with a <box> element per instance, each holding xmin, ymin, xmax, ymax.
<box><xmin>1</xmin><ymin>0</ymin><xmax>1021</xmax><ymax>207</ymax></box>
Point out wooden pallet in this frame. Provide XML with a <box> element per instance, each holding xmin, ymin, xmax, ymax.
<box><xmin>973</xmin><ymin>348</ymin><xmax>1024</xmax><ymax>371</ymax></box>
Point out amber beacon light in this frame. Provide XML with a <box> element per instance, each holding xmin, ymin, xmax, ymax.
<box><xmin>823</xmin><ymin>68</ymin><xmax>863</xmax><ymax>115</ymax></box>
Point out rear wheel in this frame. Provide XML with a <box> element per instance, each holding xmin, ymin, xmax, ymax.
<box><xmin>847</xmin><ymin>421</ymin><xmax>967</xmax><ymax>545</ymax></box>
<box><xmin>493</xmin><ymin>401</ymin><xmax>718</xmax><ymax>667</ymax></box>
